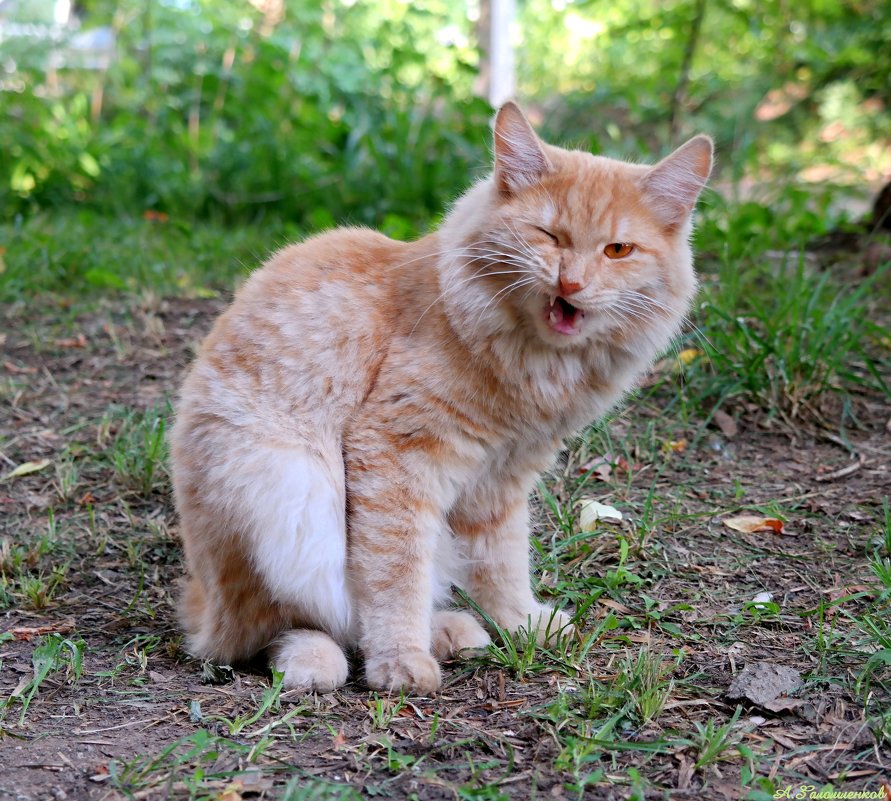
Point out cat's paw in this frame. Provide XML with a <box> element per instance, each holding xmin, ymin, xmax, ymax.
<box><xmin>365</xmin><ymin>649</ymin><xmax>442</xmax><ymax>695</ymax></box>
<box><xmin>431</xmin><ymin>610</ymin><xmax>491</xmax><ymax>660</ymax></box>
<box><xmin>269</xmin><ymin>630</ymin><xmax>349</xmax><ymax>693</ymax></box>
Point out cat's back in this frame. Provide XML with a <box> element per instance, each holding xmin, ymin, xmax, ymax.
<box><xmin>179</xmin><ymin>227</ymin><xmax>428</xmax><ymax>432</ymax></box>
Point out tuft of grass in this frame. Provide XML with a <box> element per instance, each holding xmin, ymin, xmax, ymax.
<box><xmin>2</xmin><ymin>633</ymin><xmax>85</xmax><ymax>726</ymax></box>
<box><xmin>368</xmin><ymin>691</ymin><xmax>407</xmax><ymax>730</ymax></box>
<box><xmin>690</xmin><ymin>706</ymin><xmax>744</xmax><ymax>769</ymax></box>
<box><xmin>205</xmin><ymin>670</ymin><xmax>286</xmax><ymax>736</ymax></box>
<box><xmin>109</xmin><ymin>403</ymin><xmax>171</xmax><ymax>496</ymax></box>
<box><xmin>686</xmin><ymin>256</ymin><xmax>889</xmax><ymax>421</ymax></box>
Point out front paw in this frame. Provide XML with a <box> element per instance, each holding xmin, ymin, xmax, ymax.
<box><xmin>365</xmin><ymin>648</ymin><xmax>442</xmax><ymax>695</ymax></box>
<box><xmin>432</xmin><ymin>610</ymin><xmax>491</xmax><ymax>660</ymax></box>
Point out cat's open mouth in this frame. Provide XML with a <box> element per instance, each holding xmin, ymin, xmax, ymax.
<box><xmin>545</xmin><ymin>296</ymin><xmax>584</xmax><ymax>335</ymax></box>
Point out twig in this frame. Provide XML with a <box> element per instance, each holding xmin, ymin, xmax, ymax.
<box><xmin>669</xmin><ymin>0</ymin><xmax>707</xmax><ymax>144</ymax></box>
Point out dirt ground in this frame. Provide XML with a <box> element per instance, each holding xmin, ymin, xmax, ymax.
<box><xmin>1</xmin><ymin>297</ymin><xmax>889</xmax><ymax>800</ymax></box>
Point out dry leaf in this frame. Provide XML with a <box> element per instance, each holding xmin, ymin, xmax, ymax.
<box><xmin>598</xmin><ymin>598</ymin><xmax>632</xmax><ymax>614</ymax></box>
<box><xmin>712</xmin><ymin>409</ymin><xmax>738</xmax><ymax>438</ymax></box>
<box><xmin>3</xmin><ymin>360</ymin><xmax>37</xmax><ymax>375</ymax></box>
<box><xmin>3</xmin><ymin>459</ymin><xmax>52</xmax><ymax>481</ymax></box>
<box><xmin>142</xmin><ymin>210</ymin><xmax>169</xmax><ymax>222</ymax></box>
<box><xmin>723</xmin><ymin>514</ymin><xmax>784</xmax><ymax>534</ymax></box>
<box><xmin>677</xmin><ymin>348</ymin><xmax>702</xmax><ymax>365</ymax></box>
<box><xmin>578</xmin><ymin>500</ymin><xmax>623</xmax><ymax>529</ymax></box>
<box><xmin>54</xmin><ymin>334</ymin><xmax>87</xmax><ymax>349</ymax></box>
<box><xmin>12</xmin><ymin>620</ymin><xmax>75</xmax><ymax>641</ymax></box>
<box><xmin>726</xmin><ymin>662</ymin><xmax>802</xmax><ymax>711</ymax></box>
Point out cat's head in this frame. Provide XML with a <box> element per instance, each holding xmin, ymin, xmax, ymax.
<box><xmin>440</xmin><ymin>102</ymin><xmax>712</xmax><ymax>353</ymax></box>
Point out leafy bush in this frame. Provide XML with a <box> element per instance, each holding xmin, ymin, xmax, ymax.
<box><xmin>0</xmin><ymin>0</ymin><xmax>490</xmax><ymax>228</ymax></box>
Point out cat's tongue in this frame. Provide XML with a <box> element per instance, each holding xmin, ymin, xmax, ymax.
<box><xmin>546</xmin><ymin>296</ymin><xmax>584</xmax><ymax>335</ymax></box>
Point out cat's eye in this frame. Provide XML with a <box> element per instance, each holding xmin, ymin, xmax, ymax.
<box><xmin>535</xmin><ymin>227</ymin><xmax>559</xmax><ymax>245</ymax></box>
<box><xmin>604</xmin><ymin>243</ymin><xmax>634</xmax><ymax>259</ymax></box>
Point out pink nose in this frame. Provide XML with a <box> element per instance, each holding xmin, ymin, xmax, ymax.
<box><xmin>559</xmin><ymin>276</ymin><xmax>583</xmax><ymax>296</ymax></box>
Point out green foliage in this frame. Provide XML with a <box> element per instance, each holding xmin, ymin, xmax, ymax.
<box><xmin>109</xmin><ymin>403</ymin><xmax>171</xmax><ymax>496</ymax></box>
<box><xmin>521</xmin><ymin>0</ymin><xmax>891</xmax><ymax>179</ymax></box>
<box><xmin>2</xmin><ymin>634</ymin><xmax>85</xmax><ymax>725</ymax></box>
<box><xmin>0</xmin><ymin>0</ymin><xmax>490</xmax><ymax>227</ymax></box>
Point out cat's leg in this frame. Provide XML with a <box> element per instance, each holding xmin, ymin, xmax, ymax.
<box><xmin>346</xmin><ymin>445</ymin><xmax>445</xmax><ymax>694</ymax></box>
<box><xmin>269</xmin><ymin>629</ymin><xmax>349</xmax><ymax>692</ymax></box>
<box><xmin>450</xmin><ymin>483</ymin><xmax>574</xmax><ymax>644</ymax></box>
<box><xmin>431</xmin><ymin>610</ymin><xmax>491</xmax><ymax>660</ymax></box>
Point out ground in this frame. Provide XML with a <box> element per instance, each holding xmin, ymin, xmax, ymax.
<box><xmin>0</xmin><ymin>291</ymin><xmax>889</xmax><ymax>801</ymax></box>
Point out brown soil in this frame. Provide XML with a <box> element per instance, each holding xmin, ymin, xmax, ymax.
<box><xmin>1</xmin><ymin>297</ymin><xmax>889</xmax><ymax>800</ymax></box>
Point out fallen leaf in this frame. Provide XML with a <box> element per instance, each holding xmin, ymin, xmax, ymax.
<box><xmin>598</xmin><ymin>598</ymin><xmax>632</xmax><ymax>614</ymax></box>
<box><xmin>578</xmin><ymin>500</ymin><xmax>623</xmax><ymax>529</ymax></box>
<box><xmin>580</xmin><ymin>455</ymin><xmax>611</xmax><ymax>481</ymax></box>
<box><xmin>332</xmin><ymin>730</ymin><xmax>347</xmax><ymax>748</ymax></box>
<box><xmin>726</xmin><ymin>662</ymin><xmax>802</xmax><ymax>711</ymax></box>
<box><xmin>723</xmin><ymin>514</ymin><xmax>784</xmax><ymax>534</ymax></box>
<box><xmin>2</xmin><ymin>459</ymin><xmax>52</xmax><ymax>481</ymax></box>
<box><xmin>54</xmin><ymin>334</ymin><xmax>87</xmax><ymax>349</ymax></box>
<box><xmin>11</xmin><ymin>620</ymin><xmax>75</xmax><ymax>641</ymax></box>
<box><xmin>677</xmin><ymin>348</ymin><xmax>702</xmax><ymax>365</ymax></box>
<box><xmin>3</xmin><ymin>360</ymin><xmax>37</xmax><ymax>375</ymax></box>
<box><xmin>712</xmin><ymin>409</ymin><xmax>738</xmax><ymax>438</ymax></box>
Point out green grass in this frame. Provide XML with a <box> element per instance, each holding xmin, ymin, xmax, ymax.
<box><xmin>2</xmin><ymin>633</ymin><xmax>84</xmax><ymax>726</ymax></box>
<box><xmin>0</xmin><ymin>210</ymin><xmax>297</xmax><ymax>302</ymax></box>
<box><xmin>108</xmin><ymin>402</ymin><xmax>172</xmax><ymax>496</ymax></box>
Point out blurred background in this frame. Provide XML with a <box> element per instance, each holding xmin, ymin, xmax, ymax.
<box><xmin>0</xmin><ymin>0</ymin><xmax>889</xmax><ymax>314</ymax></box>
<box><xmin>1</xmin><ymin>0</ymin><xmax>888</xmax><ymax>235</ymax></box>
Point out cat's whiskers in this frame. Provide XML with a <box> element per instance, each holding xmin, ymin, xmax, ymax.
<box><xmin>409</xmin><ymin>265</ymin><xmax>535</xmax><ymax>337</ymax></box>
<box><xmin>500</xmin><ymin>220</ymin><xmax>546</xmax><ymax>268</ymax></box>
<box><xmin>471</xmin><ymin>275</ymin><xmax>540</xmax><ymax>331</ymax></box>
<box><xmin>381</xmin><ymin>240</ymin><xmax>519</xmax><ymax>277</ymax></box>
<box><xmin>622</xmin><ymin>290</ymin><xmax>717</xmax><ymax>359</ymax></box>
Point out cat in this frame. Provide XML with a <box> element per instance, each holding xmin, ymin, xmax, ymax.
<box><xmin>170</xmin><ymin>101</ymin><xmax>712</xmax><ymax>694</ymax></box>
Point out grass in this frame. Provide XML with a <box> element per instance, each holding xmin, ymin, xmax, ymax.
<box><xmin>0</xmin><ymin>198</ymin><xmax>889</xmax><ymax>797</ymax></box>
<box><xmin>2</xmin><ymin>633</ymin><xmax>85</xmax><ymax>727</ymax></box>
<box><xmin>109</xmin><ymin>402</ymin><xmax>172</xmax><ymax>496</ymax></box>
<box><xmin>684</xmin><ymin>256</ymin><xmax>890</xmax><ymax>422</ymax></box>
<box><xmin>0</xmin><ymin>209</ymin><xmax>297</xmax><ymax>302</ymax></box>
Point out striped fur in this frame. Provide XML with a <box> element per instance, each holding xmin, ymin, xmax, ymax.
<box><xmin>170</xmin><ymin>103</ymin><xmax>712</xmax><ymax>693</ymax></box>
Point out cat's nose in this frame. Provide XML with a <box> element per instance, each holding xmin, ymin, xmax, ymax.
<box><xmin>558</xmin><ymin>276</ymin><xmax>583</xmax><ymax>296</ymax></box>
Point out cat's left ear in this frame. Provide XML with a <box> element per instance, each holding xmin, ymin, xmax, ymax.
<box><xmin>643</xmin><ymin>135</ymin><xmax>713</xmax><ymax>225</ymax></box>
<box><xmin>493</xmin><ymin>102</ymin><xmax>553</xmax><ymax>195</ymax></box>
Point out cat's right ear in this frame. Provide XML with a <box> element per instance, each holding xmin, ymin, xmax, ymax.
<box><xmin>493</xmin><ymin>102</ymin><xmax>552</xmax><ymax>195</ymax></box>
<box><xmin>642</xmin><ymin>135</ymin><xmax>713</xmax><ymax>226</ymax></box>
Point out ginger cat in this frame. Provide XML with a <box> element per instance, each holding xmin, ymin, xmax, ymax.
<box><xmin>170</xmin><ymin>102</ymin><xmax>712</xmax><ymax>694</ymax></box>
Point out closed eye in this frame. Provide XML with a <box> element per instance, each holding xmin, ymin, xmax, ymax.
<box><xmin>535</xmin><ymin>226</ymin><xmax>559</xmax><ymax>245</ymax></box>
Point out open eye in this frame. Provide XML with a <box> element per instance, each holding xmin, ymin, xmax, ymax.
<box><xmin>535</xmin><ymin>226</ymin><xmax>559</xmax><ymax>245</ymax></box>
<box><xmin>604</xmin><ymin>243</ymin><xmax>634</xmax><ymax>259</ymax></box>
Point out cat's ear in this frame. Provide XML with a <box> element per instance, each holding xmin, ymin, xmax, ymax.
<box><xmin>493</xmin><ymin>102</ymin><xmax>552</xmax><ymax>195</ymax></box>
<box><xmin>643</xmin><ymin>135</ymin><xmax>713</xmax><ymax>225</ymax></box>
